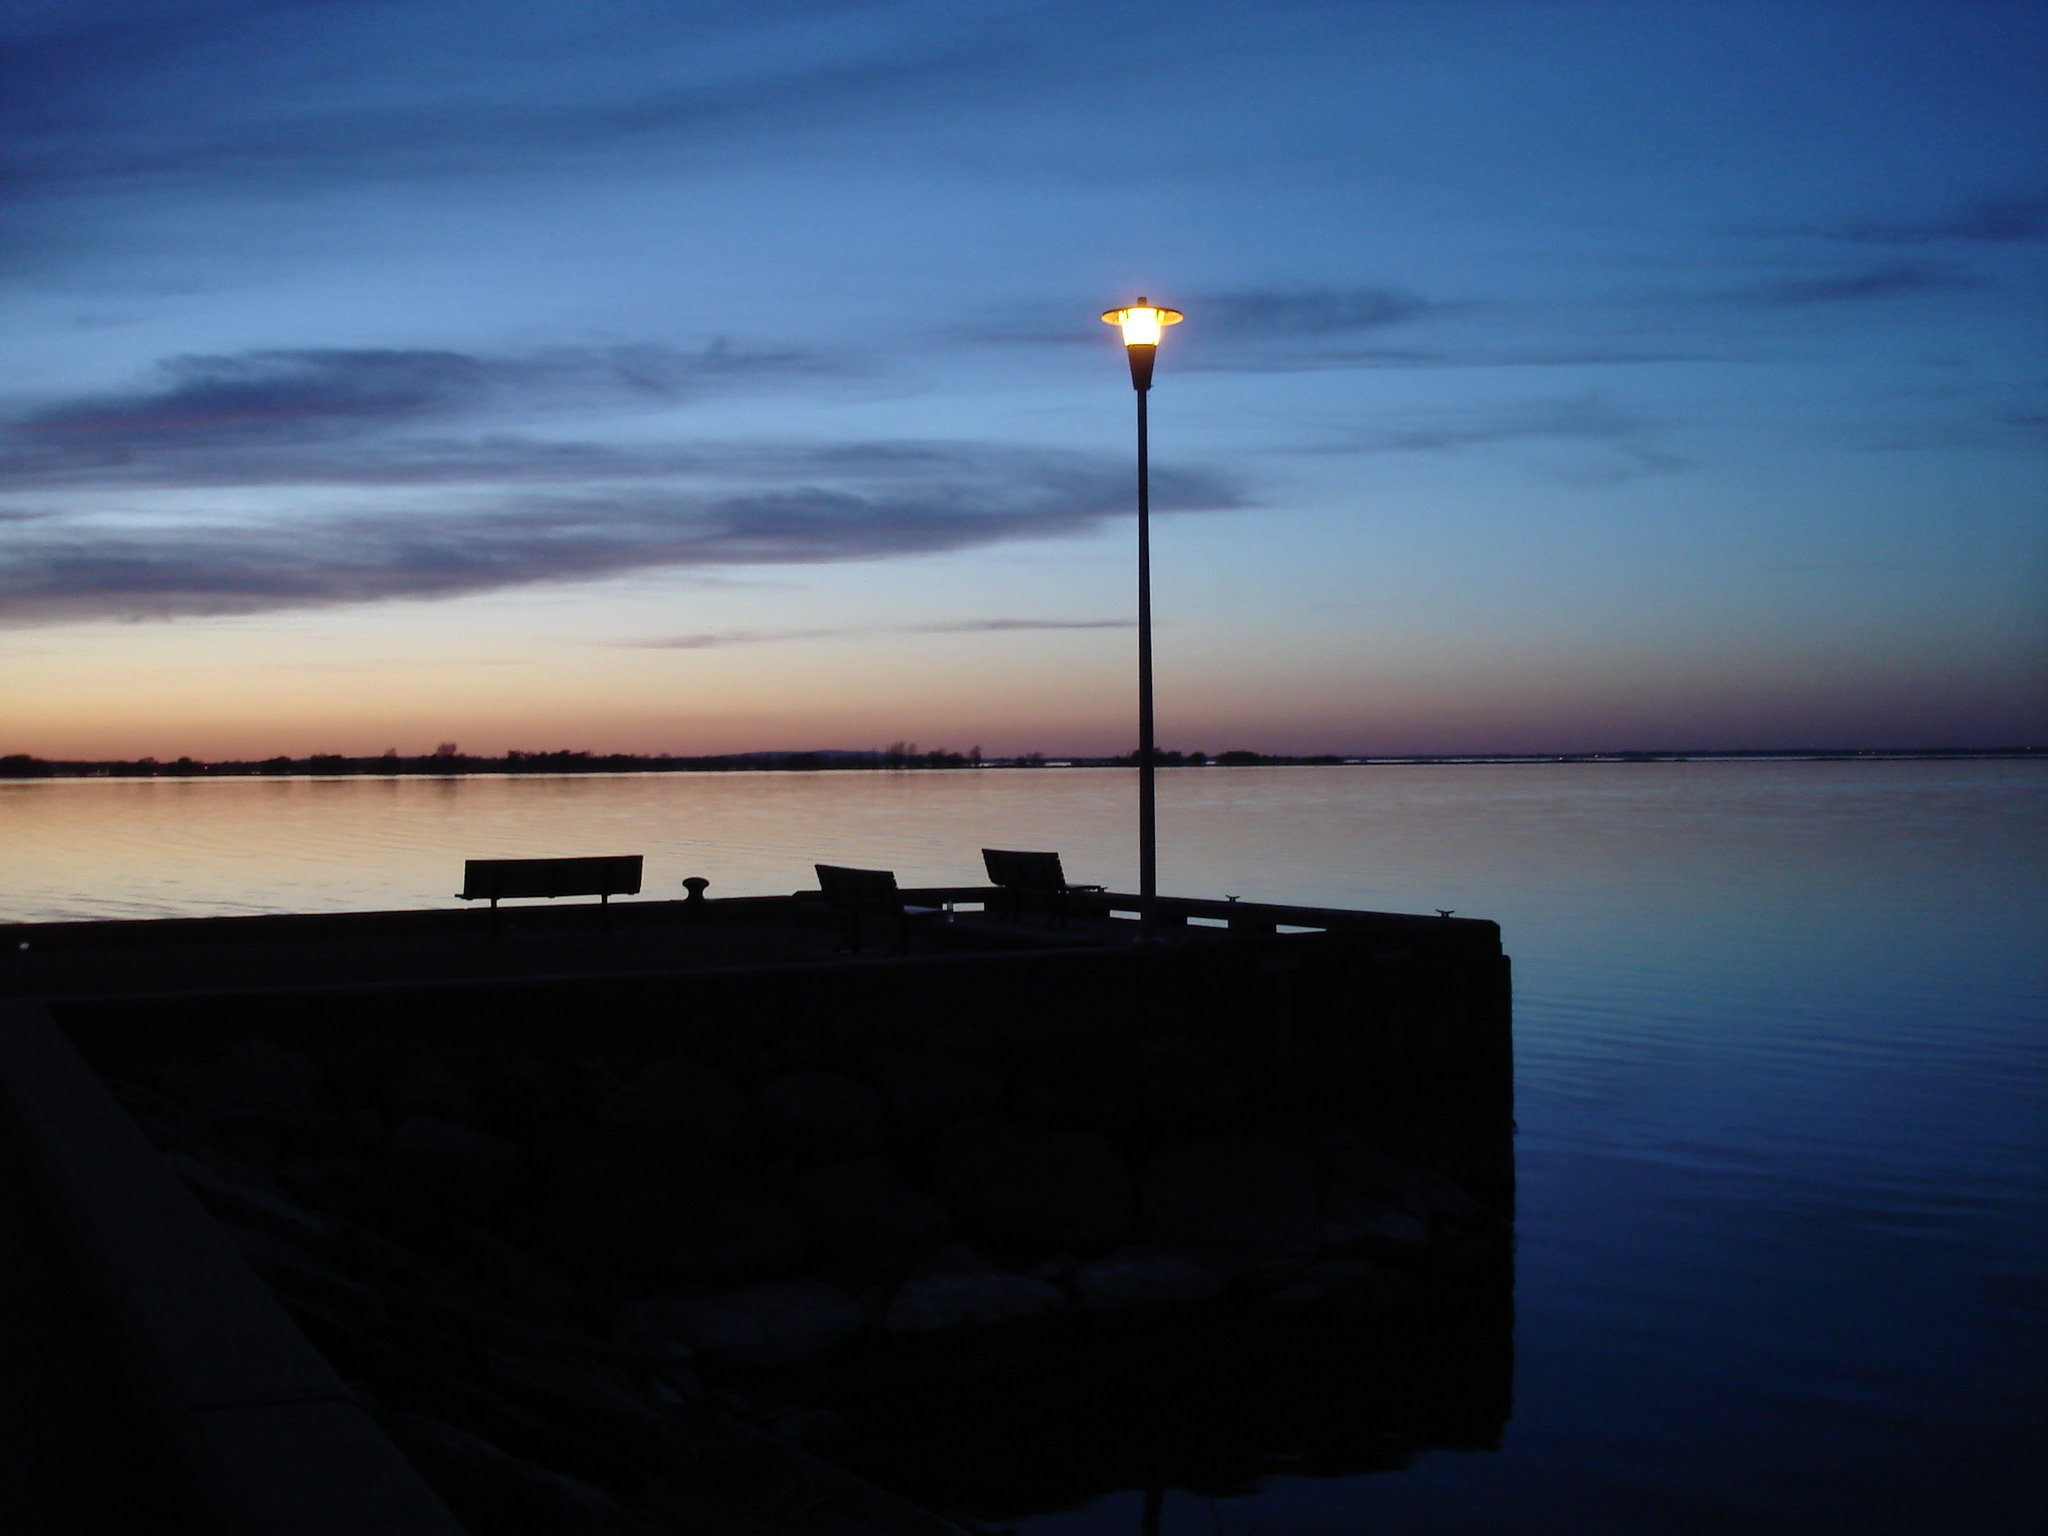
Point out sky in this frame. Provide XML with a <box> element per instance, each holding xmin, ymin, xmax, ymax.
<box><xmin>2</xmin><ymin>0</ymin><xmax>2043</xmax><ymax>760</ymax></box>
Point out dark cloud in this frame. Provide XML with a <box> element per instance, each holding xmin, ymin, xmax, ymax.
<box><xmin>0</xmin><ymin>444</ymin><xmax>1243</xmax><ymax>625</ymax></box>
<box><xmin>1188</xmin><ymin>288</ymin><xmax>1439</xmax><ymax>341</ymax></box>
<box><xmin>1815</xmin><ymin>195</ymin><xmax>2048</xmax><ymax>247</ymax></box>
<box><xmin>1311</xmin><ymin>393</ymin><xmax>1685</xmax><ymax>478</ymax></box>
<box><xmin>1048</xmin><ymin>289</ymin><xmax>1712</xmax><ymax>376</ymax></box>
<box><xmin>622</xmin><ymin>626</ymin><xmax>852</xmax><ymax>650</ymax></box>
<box><xmin>992</xmin><ymin>286</ymin><xmax>1444</xmax><ymax>356</ymax></box>
<box><xmin>0</xmin><ymin>1</ymin><xmax>1058</xmax><ymax>215</ymax></box>
<box><xmin>3</xmin><ymin>343</ymin><xmax>832</xmax><ymax>477</ymax></box>
<box><xmin>1748</xmin><ymin>558</ymin><xmax>1918</xmax><ymax>575</ymax></box>
<box><xmin>3</xmin><ymin>432</ymin><xmax>696</xmax><ymax>494</ymax></box>
<box><xmin>0</xmin><ymin>340</ymin><xmax>1245</xmax><ymax>625</ymax></box>
<box><xmin>1863</xmin><ymin>402</ymin><xmax>2048</xmax><ymax>453</ymax></box>
<box><xmin>622</xmin><ymin>615</ymin><xmax>1129</xmax><ymax>649</ymax></box>
<box><xmin>1178</xmin><ymin>344</ymin><xmax>1717</xmax><ymax>375</ymax></box>
<box><xmin>1737</xmin><ymin>262</ymin><xmax>1979</xmax><ymax>307</ymax></box>
<box><xmin>18</xmin><ymin>349</ymin><xmax>493</xmax><ymax>448</ymax></box>
<box><xmin>912</xmin><ymin>617</ymin><xmax>1129</xmax><ymax>633</ymax></box>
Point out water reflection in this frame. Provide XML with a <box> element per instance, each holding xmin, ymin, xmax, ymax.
<box><xmin>822</xmin><ymin>1253</ymin><xmax>1513</xmax><ymax>1526</ymax></box>
<box><xmin>5</xmin><ymin>762</ymin><xmax>2042</xmax><ymax>1533</ymax></box>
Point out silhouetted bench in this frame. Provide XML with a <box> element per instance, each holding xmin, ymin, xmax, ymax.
<box><xmin>981</xmin><ymin>848</ymin><xmax>1103</xmax><ymax>929</ymax></box>
<box><xmin>814</xmin><ymin>864</ymin><xmax>940</xmax><ymax>955</ymax></box>
<box><xmin>458</xmin><ymin>856</ymin><xmax>642</xmax><ymax>932</ymax></box>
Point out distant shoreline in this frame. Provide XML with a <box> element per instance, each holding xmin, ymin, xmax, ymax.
<box><xmin>4</xmin><ymin>746</ymin><xmax>2041</xmax><ymax>780</ymax></box>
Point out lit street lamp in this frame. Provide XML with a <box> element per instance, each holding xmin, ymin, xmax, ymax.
<box><xmin>1102</xmin><ymin>297</ymin><xmax>1183</xmax><ymax>936</ymax></box>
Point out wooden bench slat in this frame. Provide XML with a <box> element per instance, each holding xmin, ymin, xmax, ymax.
<box><xmin>458</xmin><ymin>856</ymin><xmax>642</xmax><ymax>903</ymax></box>
<box><xmin>981</xmin><ymin>848</ymin><xmax>1100</xmax><ymax>928</ymax></box>
<box><xmin>813</xmin><ymin>864</ymin><xmax>940</xmax><ymax>955</ymax></box>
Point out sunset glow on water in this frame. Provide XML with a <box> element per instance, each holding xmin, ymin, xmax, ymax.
<box><xmin>6</xmin><ymin>760</ymin><xmax>2042</xmax><ymax>1531</ymax></box>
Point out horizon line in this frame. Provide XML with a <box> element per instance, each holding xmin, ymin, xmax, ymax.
<box><xmin>4</xmin><ymin>744</ymin><xmax>2042</xmax><ymax>780</ymax></box>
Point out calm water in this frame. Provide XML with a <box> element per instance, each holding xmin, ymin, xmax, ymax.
<box><xmin>5</xmin><ymin>761</ymin><xmax>2044</xmax><ymax>1533</ymax></box>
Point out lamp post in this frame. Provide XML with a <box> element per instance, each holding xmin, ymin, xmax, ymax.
<box><xmin>1101</xmin><ymin>297</ymin><xmax>1183</xmax><ymax>936</ymax></box>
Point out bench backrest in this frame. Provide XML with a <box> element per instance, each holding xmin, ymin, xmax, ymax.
<box><xmin>461</xmin><ymin>855</ymin><xmax>643</xmax><ymax>901</ymax></box>
<box><xmin>982</xmin><ymin>848</ymin><xmax>1069</xmax><ymax>893</ymax></box>
<box><xmin>814</xmin><ymin>863</ymin><xmax>904</xmax><ymax>914</ymax></box>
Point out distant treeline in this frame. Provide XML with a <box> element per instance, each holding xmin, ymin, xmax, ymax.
<box><xmin>2</xmin><ymin>745</ymin><xmax>2039</xmax><ymax>780</ymax></box>
<box><xmin>0</xmin><ymin>744</ymin><xmax>1264</xmax><ymax>778</ymax></box>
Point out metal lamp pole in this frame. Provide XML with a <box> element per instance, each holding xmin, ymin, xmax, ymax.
<box><xmin>1102</xmin><ymin>298</ymin><xmax>1182</xmax><ymax>937</ymax></box>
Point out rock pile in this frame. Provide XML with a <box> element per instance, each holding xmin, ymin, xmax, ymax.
<box><xmin>105</xmin><ymin>1011</ymin><xmax>1509</xmax><ymax>1534</ymax></box>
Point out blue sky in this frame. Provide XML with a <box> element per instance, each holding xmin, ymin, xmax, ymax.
<box><xmin>2</xmin><ymin>0</ymin><xmax>2042</xmax><ymax>757</ymax></box>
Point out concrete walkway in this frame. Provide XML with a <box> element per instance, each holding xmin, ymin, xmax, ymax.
<box><xmin>0</xmin><ymin>1128</ymin><xmax>198</xmax><ymax>1534</ymax></box>
<box><xmin>2</xmin><ymin>897</ymin><xmax>1088</xmax><ymax>1006</ymax></box>
<box><xmin>0</xmin><ymin>999</ymin><xmax>467</xmax><ymax>1536</ymax></box>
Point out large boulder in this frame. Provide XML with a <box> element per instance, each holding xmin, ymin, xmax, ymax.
<box><xmin>657</xmin><ymin>1279</ymin><xmax>866</xmax><ymax>1366</ymax></box>
<box><xmin>1135</xmin><ymin>1038</ymin><xmax>1241</xmax><ymax>1132</ymax></box>
<box><xmin>868</xmin><ymin>1051</ymin><xmax>1005</xmax><ymax>1136</ymax></box>
<box><xmin>922</xmin><ymin>1022</ymin><xmax>999</xmax><ymax>1066</ymax></box>
<box><xmin>385</xmin><ymin>1412</ymin><xmax>636</xmax><ymax>1536</ymax></box>
<box><xmin>647</xmin><ymin>1169</ymin><xmax>812</xmax><ymax>1285</ymax></box>
<box><xmin>756</xmin><ymin>1072</ymin><xmax>885</xmax><ymax>1161</ymax></box>
<box><xmin>597</xmin><ymin>1060</ymin><xmax>752</xmax><ymax>1151</ymax></box>
<box><xmin>482</xmin><ymin>1350</ymin><xmax>676</xmax><ymax>1465</ymax></box>
<box><xmin>1314</xmin><ymin>1130</ymin><xmax>1430</xmax><ymax>1219</ymax></box>
<box><xmin>163</xmin><ymin>1038</ymin><xmax>317</xmax><ymax>1124</ymax></box>
<box><xmin>474</xmin><ymin>1049</ymin><xmax>562</xmax><ymax>1137</ymax></box>
<box><xmin>1306</xmin><ymin>1259</ymin><xmax>1408</xmax><ymax>1304</ymax></box>
<box><xmin>539</xmin><ymin>1155</ymin><xmax>810</xmax><ymax>1283</ymax></box>
<box><xmin>1011</xmin><ymin>1039</ymin><xmax>1136</xmax><ymax>1131</ymax></box>
<box><xmin>796</xmin><ymin>1156</ymin><xmax>950</xmax><ymax>1269</ymax></box>
<box><xmin>386</xmin><ymin>1113</ymin><xmax>519</xmax><ymax>1212</ymax></box>
<box><xmin>1417</xmin><ymin>1168</ymin><xmax>1508</xmax><ymax>1231</ymax></box>
<box><xmin>169</xmin><ymin>1151</ymin><xmax>328</xmax><ymax>1245</ymax></box>
<box><xmin>1140</xmin><ymin>1135</ymin><xmax>1322</xmax><ymax>1257</ymax></box>
<box><xmin>1071</xmin><ymin>1246</ymin><xmax>1224</xmax><ymax>1311</ymax></box>
<box><xmin>383</xmin><ymin>1057</ymin><xmax>482</xmax><ymax>1129</ymax></box>
<box><xmin>883</xmin><ymin>1244</ymin><xmax>1066</xmax><ymax>1335</ymax></box>
<box><xmin>441</xmin><ymin>1226</ymin><xmax>579</xmax><ymax>1315</ymax></box>
<box><xmin>939</xmin><ymin>1118</ymin><xmax>1133</xmax><ymax>1253</ymax></box>
<box><xmin>1320</xmin><ymin>1182</ymin><xmax>1432</xmax><ymax>1262</ymax></box>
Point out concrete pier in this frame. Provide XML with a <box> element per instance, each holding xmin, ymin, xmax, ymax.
<box><xmin>1</xmin><ymin>889</ymin><xmax>1513</xmax><ymax>1533</ymax></box>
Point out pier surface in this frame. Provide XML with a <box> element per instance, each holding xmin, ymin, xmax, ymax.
<box><xmin>4</xmin><ymin>887</ymin><xmax>1499</xmax><ymax>1003</ymax></box>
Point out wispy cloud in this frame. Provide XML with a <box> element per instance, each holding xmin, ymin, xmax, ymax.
<box><xmin>16</xmin><ymin>349</ymin><xmax>495</xmax><ymax>446</ymax></box>
<box><xmin>1862</xmin><ymin>402</ymin><xmax>2048</xmax><ymax>453</ymax></box>
<box><xmin>0</xmin><ymin>339</ymin><xmax>1245</xmax><ymax>625</ymax></box>
<box><xmin>2</xmin><ymin>343</ymin><xmax>834</xmax><ymax>482</ymax></box>
<box><xmin>1189</xmin><ymin>287</ymin><xmax>1442</xmax><ymax>341</ymax></box>
<box><xmin>1307</xmin><ymin>392</ymin><xmax>1686</xmax><ymax>479</ymax></box>
<box><xmin>1108</xmin><ymin>289</ymin><xmax>1719</xmax><ymax>376</ymax></box>
<box><xmin>912</xmin><ymin>617</ymin><xmax>1129</xmax><ymax>633</ymax></box>
<box><xmin>1178</xmin><ymin>343</ymin><xmax>1717</xmax><ymax>375</ymax></box>
<box><xmin>0</xmin><ymin>1</ymin><xmax>1069</xmax><ymax>221</ymax></box>
<box><xmin>0</xmin><ymin>444</ymin><xmax>1242</xmax><ymax>625</ymax></box>
<box><xmin>984</xmin><ymin>285</ymin><xmax>1446</xmax><ymax>356</ymax></box>
<box><xmin>1733</xmin><ymin>261</ymin><xmax>1978</xmax><ymax>307</ymax></box>
<box><xmin>621</xmin><ymin>615</ymin><xmax>1130</xmax><ymax>649</ymax></box>
<box><xmin>1809</xmin><ymin>195</ymin><xmax>2048</xmax><ymax>247</ymax></box>
<box><xmin>621</xmin><ymin>626</ymin><xmax>853</xmax><ymax>650</ymax></box>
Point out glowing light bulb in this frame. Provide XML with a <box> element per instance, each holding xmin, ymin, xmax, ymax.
<box><xmin>1101</xmin><ymin>298</ymin><xmax>1183</xmax><ymax>347</ymax></box>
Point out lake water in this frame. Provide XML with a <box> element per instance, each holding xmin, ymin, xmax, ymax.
<box><xmin>4</xmin><ymin>761</ymin><xmax>2044</xmax><ymax>1533</ymax></box>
